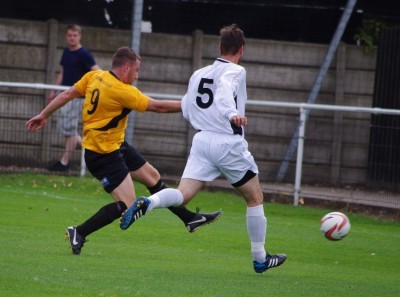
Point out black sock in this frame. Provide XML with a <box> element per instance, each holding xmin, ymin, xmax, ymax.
<box><xmin>147</xmin><ymin>179</ymin><xmax>167</xmax><ymax>194</ymax></box>
<box><xmin>76</xmin><ymin>201</ymin><xmax>127</xmax><ymax>238</ymax></box>
<box><xmin>147</xmin><ymin>180</ymin><xmax>196</xmax><ymax>223</ymax></box>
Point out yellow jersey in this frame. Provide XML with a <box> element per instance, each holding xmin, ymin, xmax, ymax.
<box><xmin>74</xmin><ymin>70</ymin><xmax>150</xmax><ymax>153</ymax></box>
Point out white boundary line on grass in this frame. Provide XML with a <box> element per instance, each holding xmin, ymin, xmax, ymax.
<box><xmin>0</xmin><ymin>187</ymin><xmax>95</xmax><ymax>203</ymax></box>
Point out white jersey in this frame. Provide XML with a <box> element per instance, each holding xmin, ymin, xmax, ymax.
<box><xmin>181</xmin><ymin>58</ymin><xmax>257</xmax><ymax>184</ymax></box>
<box><xmin>182</xmin><ymin>58</ymin><xmax>247</xmax><ymax>135</ymax></box>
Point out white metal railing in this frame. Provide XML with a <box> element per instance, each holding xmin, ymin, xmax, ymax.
<box><xmin>148</xmin><ymin>93</ymin><xmax>400</xmax><ymax>205</ymax></box>
<box><xmin>0</xmin><ymin>81</ymin><xmax>69</xmax><ymax>91</ymax></box>
<box><xmin>3</xmin><ymin>81</ymin><xmax>400</xmax><ymax>205</ymax></box>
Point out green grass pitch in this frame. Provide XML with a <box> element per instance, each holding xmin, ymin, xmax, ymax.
<box><xmin>0</xmin><ymin>173</ymin><xmax>399</xmax><ymax>297</ymax></box>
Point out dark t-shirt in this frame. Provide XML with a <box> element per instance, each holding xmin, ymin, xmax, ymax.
<box><xmin>60</xmin><ymin>47</ymin><xmax>96</xmax><ymax>86</ymax></box>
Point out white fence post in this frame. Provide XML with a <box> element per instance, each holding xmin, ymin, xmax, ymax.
<box><xmin>80</xmin><ymin>148</ymin><xmax>86</xmax><ymax>177</ymax></box>
<box><xmin>294</xmin><ymin>106</ymin><xmax>307</xmax><ymax>206</ymax></box>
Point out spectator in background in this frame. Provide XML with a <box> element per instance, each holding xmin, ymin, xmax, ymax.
<box><xmin>47</xmin><ymin>24</ymin><xmax>100</xmax><ymax>172</ymax></box>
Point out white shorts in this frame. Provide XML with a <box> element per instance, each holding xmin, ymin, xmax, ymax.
<box><xmin>182</xmin><ymin>131</ymin><xmax>258</xmax><ymax>185</ymax></box>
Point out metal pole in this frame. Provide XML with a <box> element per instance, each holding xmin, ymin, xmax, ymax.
<box><xmin>125</xmin><ymin>0</ymin><xmax>144</xmax><ymax>145</ymax></box>
<box><xmin>276</xmin><ymin>0</ymin><xmax>358</xmax><ymax>181</ymax></box>
<box><xmin>294</xmin><ymin>107</ymin><xmax>307</xmax><ymax>205</ymax></box>
<box><xmin>80</xmin><ymin>147</ymin><xmax>86</xmax><ymax>177</ymax></box>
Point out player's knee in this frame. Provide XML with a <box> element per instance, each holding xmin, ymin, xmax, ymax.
<box><xmin>144</xmin><ymin>162</ymin><xmax>161</xmax><ymax>180</ymax></box>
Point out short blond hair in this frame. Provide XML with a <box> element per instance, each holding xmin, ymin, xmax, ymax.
<box><xmin>66</xmin><ymin>24</ymin><xmax>82</xmax><ymax>33</ymax></box>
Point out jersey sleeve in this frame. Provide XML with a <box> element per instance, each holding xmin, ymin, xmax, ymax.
<box><xmin>83</xmin><ymin>48</ymin><xmax>97</xmax><ymax>69</ymax></box>
<box><xmin>120</xmin><ymin>86</ymin><xmax>150</xmax><ymax>112</ymax></box>
<box><xmin>181</xmin><ymin>75</ymin><xmax>196</xmax><ymax>121</ymax></box>
<box><xmin>59</xmin><ymin>48</ymin><xmax>67</xmax><ymax>67</ymax></box>
<box><xmin>215</xmin><ymin>67</ymin><xmax>246</xmax><ymax>120</ymax></box>
<box><xmin>74</xmin><ymin>71</ymin><xmax>96</xmax><ymax>96</ymax></box>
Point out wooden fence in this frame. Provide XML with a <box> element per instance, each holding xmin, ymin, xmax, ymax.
<box><xmin>0</xmin><ymin>17</ymin><xmax>378</xmax><ymax>185</ymax></box>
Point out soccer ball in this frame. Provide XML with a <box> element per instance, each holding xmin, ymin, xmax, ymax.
<box><xmin>320</xmin><ymin>212</ymin><xmax>351</xmax><ymax>240</ymax></box>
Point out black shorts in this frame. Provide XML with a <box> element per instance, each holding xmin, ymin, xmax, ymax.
<box><xmin>84</xmin><ymin>141</ymin><xmax>147</xmax><ymax>193</ymax></box>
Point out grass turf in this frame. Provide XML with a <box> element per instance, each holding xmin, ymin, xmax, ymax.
<box><xmin>0</xmin><ymin>173</ymin><xmax>399</xmax><ymax>297</ymax></box>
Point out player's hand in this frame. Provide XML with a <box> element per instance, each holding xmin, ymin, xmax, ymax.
<box><xmin>230</xmin><ymin>114</ymin><xmax>247</xmax><ymax>127</ymax></box>
<box><xmin>26</xmin><ymin>115</ymin><xmax>47</xmax><ymax>132</ymax></box>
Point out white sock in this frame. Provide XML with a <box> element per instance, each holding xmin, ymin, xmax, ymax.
<box><xmin>147</xmin><ymin>188</ymin><xmax>184</xmax><ymax>213</ymax></box>
<box><xmin>246</xmin><ymin>204</ymin><xmax>267</xmax><ymax>263</ymax></box>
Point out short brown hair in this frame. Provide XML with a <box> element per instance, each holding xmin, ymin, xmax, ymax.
<box><xmin>219</xmin><ymin>24</ymin><xmax>246</xmax><ymax>55</ymax></box>
<box><xmin>112</xmin><ymin>46</ymin><xmax>141</xmax><ymax>68</ymax></box>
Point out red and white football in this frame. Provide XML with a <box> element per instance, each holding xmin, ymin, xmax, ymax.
<box><xmin>320</xmin><ymin>212</ymin><xmax>351</xmax><ymax>240</ymax></box>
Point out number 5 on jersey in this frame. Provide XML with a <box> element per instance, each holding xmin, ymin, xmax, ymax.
<box><xmin>196</xmin><ymin>78</ymin><xmax>214</xmax><ymax>109</ymax></box>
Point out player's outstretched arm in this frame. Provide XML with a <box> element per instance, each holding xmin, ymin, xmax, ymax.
<box><xmin>26</xmin><ymin>86</ymin><xmax>81</xmax><ymax>132</ymax></box>
<box><xmin>146</xmin><ymin>98</ymin><xmax>181</xmax><ymax>113</ymax></box>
